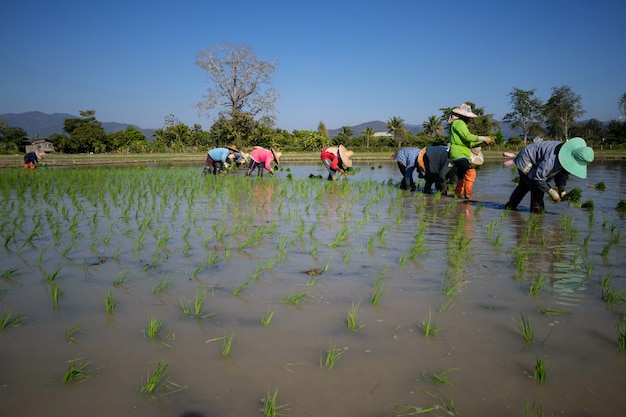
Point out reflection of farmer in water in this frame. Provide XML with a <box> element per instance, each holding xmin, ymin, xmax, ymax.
<box><xmin>24</xmin><ymin>150</ymin><xmax>46</xmax><ymax>169</ymax></box>
<box><xmin>320</xmin><ymin>145</ymin><xmax>354</xmax><ymax>181</ymax></box>
<box><xmin>504</xmin><ymin>137</ymin><xmax>594</xmax><ymax>214</ymax></box>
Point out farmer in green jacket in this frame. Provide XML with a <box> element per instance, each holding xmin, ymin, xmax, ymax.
<box><xmin>448</xmin><ymin>103</ymin><xmax>494</xmax><ymax>200</ymax></box>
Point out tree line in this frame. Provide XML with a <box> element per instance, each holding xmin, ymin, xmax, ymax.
<box><xmin>1</xmin><ymin>42</ymin><xmax>625</xmax><ymax>154</ymax></box>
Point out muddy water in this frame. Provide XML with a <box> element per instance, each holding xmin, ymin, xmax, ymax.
<box><xmin>1</xmin><ymin>160</ymin><xmax>625</xmax><ymax>417</ymax></box>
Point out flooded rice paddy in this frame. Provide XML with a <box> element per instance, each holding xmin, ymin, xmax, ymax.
<box><xmin>1</xmin><ymin>159</ymin><xmax>625</xmax><ymax>417</ymax></box>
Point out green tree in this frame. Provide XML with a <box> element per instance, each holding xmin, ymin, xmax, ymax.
<box><xmin>362</xmin><ymin>126</ymin><xmax>374</xmax><ymax>148</ymax></box>
<box><xmin>422</xmin><ymin>115</ymin><xmax>444</xmax><ymax>138</ymax></box>
<box><xmin>387</xmin><ymin>116</ymin><xmax>405</xmax><ymax>147</ymax></box>
<box><xmin>503</xmin><ymin>88</ymin><xmax>544</xmax><ymax>144</ymax></box>
<box><xmin>318</xmin><ymin>121</ymin><xmax>329</xmax><ymax>139</ymax></box>
<box><xmin>195</xmin><ymin>42</ymin><xmax>279</xmax><ymax>125</ymax></box>
<box><xmin>107</xmin><ymin>126</ymin><xmax>146</xmax><ymax>152</ymax></box>
<box><xmin>335</xmin><ymin>126</ymin><xmax>353</xmax><ymax>144</ymax></box>
<box><xmin>544</xmin><ymin>85</ymin><xmax>585</xmax><ymax>140</ymax></box>
<box><xmin>62</xmin><ymin>110</ymin><xmax>107</xmax><ymax>153</ymax></box>
<box><xmin>571</xmin><ymin>118</ymin><xmax>606</xmax><ymax>146</ymax></box>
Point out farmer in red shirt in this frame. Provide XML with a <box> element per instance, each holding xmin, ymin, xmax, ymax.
<box><xmin>320</xmin><ymin>145</ymin><xmax>354</xmax><ymax>180</ymax></box>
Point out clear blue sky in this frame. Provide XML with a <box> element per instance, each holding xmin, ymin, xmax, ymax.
<box><xmin>2</xmin><ymin>0</ymin><xmax>625</xmax><ymax>132</ymax></box>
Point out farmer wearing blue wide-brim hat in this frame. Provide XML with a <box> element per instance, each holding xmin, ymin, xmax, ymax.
<box><xmin>504</xmin><ymin>137</ymin><xmax>594</xmax><ymax>213</ymax></box>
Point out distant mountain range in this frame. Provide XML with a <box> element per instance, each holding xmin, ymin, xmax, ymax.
<box><xmin>0</xmin><ymin>111</ymin><xmax>156</xmax><ymax>139</ymax></box>
<box><xmin>2</xmin><ymin>111</ymin><xmax>520</xmax><ymax>139</ymax></box>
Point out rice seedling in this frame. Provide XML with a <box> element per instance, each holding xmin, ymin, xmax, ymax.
<box><xmin>419</xmin><ymin>308</ymin><xmax>444</xmax><ymax>336</ymax></box>
<box><xmin>345</xmin><ymin>300</ymin><xmax>363</xmax><ymax>331</ymax></box>
<box><xmin>261</xmin><ymin>308</ymin><xmax>275</xmax><ymax>326</ymax></box>
<box><xmin>42</xmin><ymin>266</ymin><xmax>61</xmax><ymax>283</ymax></box>
<box><xmin>528</xmin><ymin>273</ymin><xmax>548</xmax><ymax>296</ymax></box>
<box><xmin>422</xmin><ymin>390</ymin><xmax>459</xmax><ymax>417</ymax></box>
<box><xmin>516</xmin><ymin>312</ymin><xmax>534</xmax><ymax>343</ymax></box>
<box><xmin>112</xmin><ymin>269</ymin><xmax>130</xmax><ymax>287</ymax></box>
<box><xmin>320</xmin><ymin>339</ymin><xmax>346</xmax><ymax>370</ymax></box>
<box><xmin>617</xmin><ymin>313</ymin><xmax>626</xmax><ymax>350</ymax></box>
<box><xmin>140</xmin><ymin>360</ymin><xmax>187</xmax><ymax>396</ymax></box>
<box><xmin>370</xmin><ymin>277</ymin><xmax>385</xmax><ymax>305</ymax></box>
<box><xmin>523</xmin><ymin>400</ymin><xmax>555</xmax><ymax>417</ymax></box>
<box><xmin>152</xmin><ymin>278</ymin><xmax>171</xmax><ymax>295</ymax></box>
<box><xmin>0</xmin><ymin>309</ymin><xmax>26</xmax><ymax>329</ymax></box>
<box><xmin>206</xmin><ymin>332</ymin><xmax>235</xmax><ymax>357</ymax></box>
<box><xmin>343</xmin><ymin>249</ymin><xmax>353</xmax><ymax>264</ymax></box>
<box><xmin>142</xmin><ymin>316</ymin><xmax>164</xmax><ymax>339</ymax></box>
<box><xmin>533</xmin><ymin>357</ymin><xmax>546</xmax><ymax>382</ymax></box>
<box><xmin>328</xmin><ymin>225</ymin><xmax>349</xmax><ymax>248</ymax></box>
<box><xmin>262</xmin><ymin>387</ymin><xmax>290</xmax><ymax>417</ymax></box>
<box><xmin>105</xmin><ymin>290</ymin><xmax>117</xmax><ymax>313</ymax></box>
<box><xmin>50</xmin><ymin>282</ymin><xmax>61</xmax><ymax>306</ymax></box>
<box><xmin>418</xmin><ymin>368</ymin><xmax>457</xmax><ymax>386</ymax></box>
<box><xmin>539</xmin><ymin>308</ymin><xmax>572</xmax><ymax>316</ymax></box>
<box><xmin>0</xmin><ymin>267</ymin><xmax>20</xmax><ymax>282</ymax></box>
<box><xmin>61</xmin><ymin>357</ymin><xmax>96</xmax><ymax>384</ymax></box>
<box><xmin>65</xmin><ymin>324</ymin><xmax>82</xmax><ymax>343</ymax></box>
<box><xmin>232</xmin><ymin>277</ymin><xmax>253</xmax><ymax>296</ymax></box>
<box><xmin>279</xmin><ymin>292</ymin><xmax>309</xmax><ymax>305</ymax></box>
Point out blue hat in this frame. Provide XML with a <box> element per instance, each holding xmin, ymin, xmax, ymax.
<box><xmin>558</xmin><ymin>137</ymin><xmax>594</xmax><ymax>179</ymax></box>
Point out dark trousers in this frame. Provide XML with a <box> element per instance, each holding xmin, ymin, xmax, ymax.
<box><xmin>422</xmin><ymin>154</ymin><xmax>445</xmax><ymax>194</ymax></box>
<box><xmin>205</xmin><ymin>155</ymin><xmax>224</xmax><ymax>175</ymax></box>
<box><xmin>397</xmin><ymin>162</ymin><xmax>416</xmax><ymax>191</ymax></box>
<box><xmin>505</xmin><ymin>169</ymin><xmax>545</xmax><ymax>213</ymax></box>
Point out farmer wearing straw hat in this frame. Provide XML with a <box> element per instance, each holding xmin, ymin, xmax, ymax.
<box><xmin>320</xmin><ymin>145</ymin><xmax>354</xmax><ymax>180</ymax></box>
<box><xmin>245</xmin><ymin>147</ymin><xmax>282</xmax><ymax>177</ymax></box>
<box><xmin>23</xmin><ymin>150</ymin><xmax>46</xmax><ymax>169</ymax></box>
<box><xmin>448</xmin><ymin>103</ymin><xmax>495</xmax><ymax>200</ymax></box>
<box><xmin>392</xmin><ymin>147</ymin><xmax>421</xmax><ymax>191</ymax></box>
<box><xmin>504</xmin><ymin>137</ymin><xmax>594</xmax><ymax>214</ymax></box>
<box><xmin>204</xmin><ymin>145</ymin><xmax>240</xmax><ymax>175</ymax></box>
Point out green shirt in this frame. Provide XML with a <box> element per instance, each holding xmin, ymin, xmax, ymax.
<box><xmin>449</xmin><ymin>119</ymin><xmax>480</xmax><ymax>161</ymax></box>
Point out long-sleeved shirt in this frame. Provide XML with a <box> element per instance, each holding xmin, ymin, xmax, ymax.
<box><xmin>424</xmin><ymin>146</ymin><xmax>452</xmax><ymax>180</ymax></box>
<box><xmin>249</xmin><ymin>148</ymin><xmax>276</xmax><ymax>172</ymax></box>
<box><xmin>321</xmin><ymin>147</ymin><xmax>342</xmax><ymax>171</ymax></box>
<box><xmin>24</xmin><ymin>152</ymin><xmax>39</xmax><ymax>164</ymax></box>
<box><xmin>208</xmin><ymin>148</ymin><xmax>231</xmax><ymax>163</ymax></box>
<box><xmin>395</xmin><ymin>147</ymin><xmax>421</xmax><ymax>180</ymax></box>
<box><xmin>514</xmin><ymin>141</ymin><xmax>569</xmax><ymax>192</ymax></box>
<box><xmin>449</xmin><ymin>119</ymin><xmax>481</xmax><ymax>162</ymax></box>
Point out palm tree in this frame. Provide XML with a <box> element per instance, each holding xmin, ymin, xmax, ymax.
<box><xmin>363</xmin><ymin>126</ymin><xmax>374</xmax><ymax>148</ymax></box>
<box><xmin>387</xmin><ymin>116</ymin><xmax>405</xmax><ymax>147</ymax></box>
<box><xmin>422</xmin><ymin>115</ymin><xmax>444</xmax><ymax>138</ymax></box>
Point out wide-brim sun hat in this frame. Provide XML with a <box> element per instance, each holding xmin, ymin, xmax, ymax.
<box><xmin>270</xmin><ymin>148</ymin><xmax>281</xmax><ymax>166</ymax></box>
<box><xmin>451</xmin><ymin>103</ymin><xmax>478</xmax><ymax>118</ymax></box>
<box><xmin>338</xmin><ymin>145</ymin><xmax>354</xmax><ymax>168</ymax></box>
<box><xmin>226</xmin><ymin>145</ymin><xmax>240</xmax><ymax>153</ymax></box>
<box><xmin>558</xmin><ymin>137</ymin><xmax>594</xmax><ymax>179</ymax></box>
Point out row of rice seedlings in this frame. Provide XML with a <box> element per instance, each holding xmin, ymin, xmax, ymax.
<box><xmin>320</xmin><ymin>339</ymin><xmax>346</xmax><ymax>370</ymax></box>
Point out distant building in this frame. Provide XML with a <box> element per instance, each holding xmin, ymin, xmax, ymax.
<box><xmin>24</xmin><ymin>138</ymin><xmax>54</xmax><ymax>153</ymax></box>
<box><xmin>373</xmin><ymin>132</ymin><xmax>393</xmax><ymax>137</ymax></box>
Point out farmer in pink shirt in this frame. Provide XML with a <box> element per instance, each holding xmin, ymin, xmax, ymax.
<box><xmin>245</xmin><ymin>147</ymin><xmax>282</xmax><ymax>177</ymax></box>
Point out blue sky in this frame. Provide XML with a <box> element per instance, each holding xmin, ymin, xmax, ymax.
<box><xmin>2</xmin><ymin>0</ymin><xmax>625</xmax><ymax>132</ymax></box>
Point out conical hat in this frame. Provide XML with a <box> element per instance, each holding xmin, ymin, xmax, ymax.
<box><xmin>338</xmin><ymin>145</ymin><xmax>354</xmax><ymax>168</ymax></box>
<box><xmin>270</xmin><ymin>148</ymin><xmax>282</xmax><ymax>166</ymax></box>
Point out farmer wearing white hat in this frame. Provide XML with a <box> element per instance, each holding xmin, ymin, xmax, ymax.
<box><xmin>204</xmin><ymin>145</ymin><xmax>240</xmax><ymax>175</ymax></box>
<box><xmin>448</xmin><ymin>103</ymin><xmax>495</xmax><ymax>200</ymax></box>
<box><xmin>23</xmin><ymin>150</ymin><xmax>46</xmax><ymax>169</ymax></box>
<box><xmin>245</xmin><ymin>147</ymin><xmax>282</xmax><ymax>177</ymax></box>
<box><xmin>504</xmin><ymin>137</ymin><xmax>594</xmax><ymax>213</ymax></box>
<box><xmin>320</xmin><ymin>145</ymin><xmax>354</xmax><ymax>180</ymax></box>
